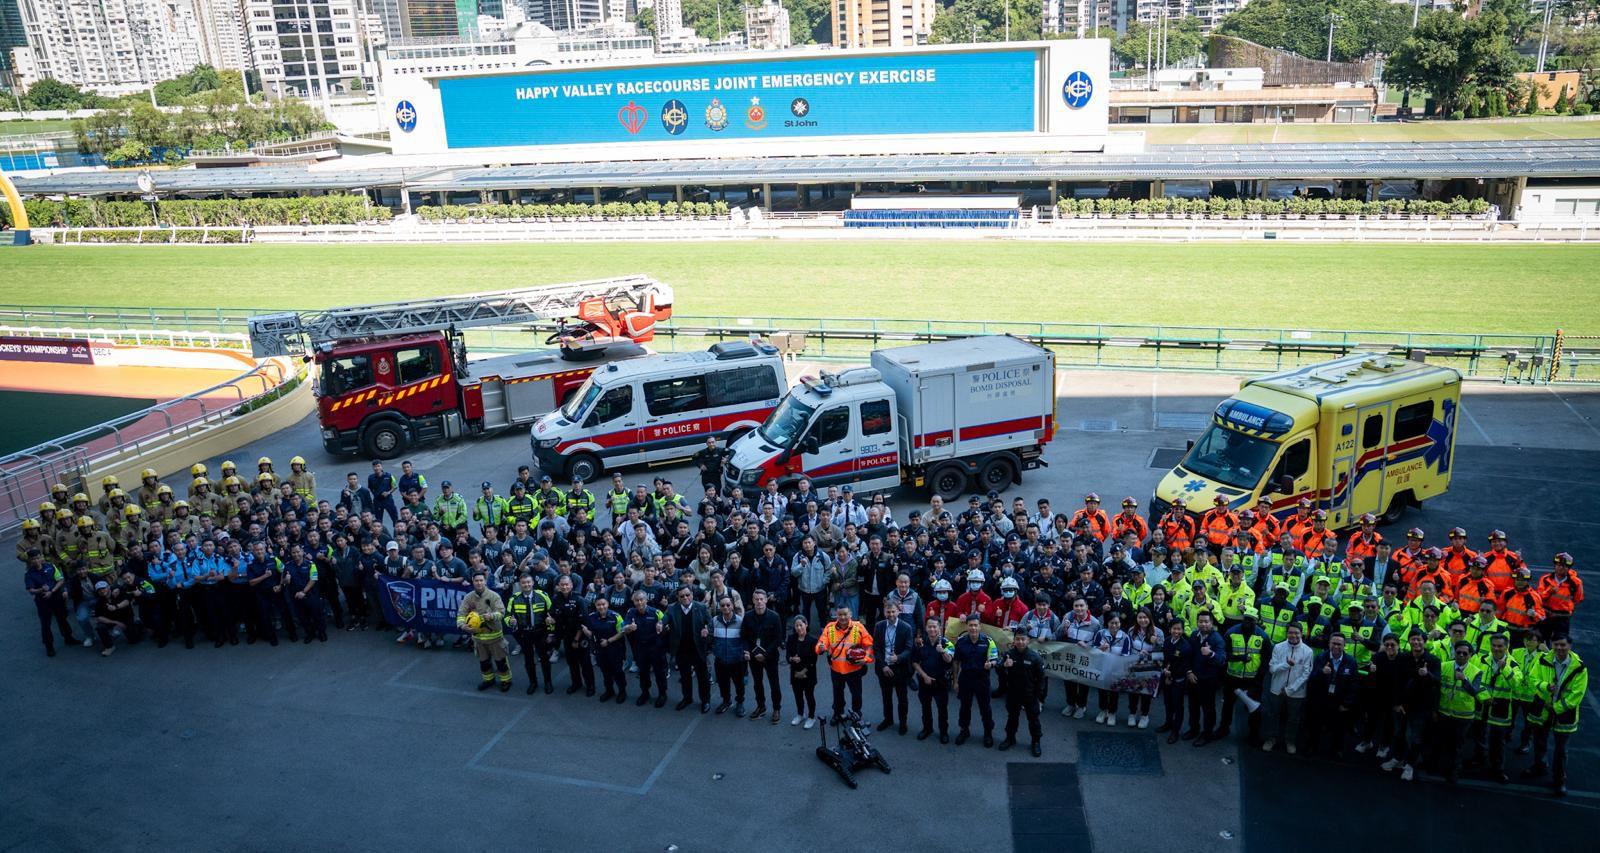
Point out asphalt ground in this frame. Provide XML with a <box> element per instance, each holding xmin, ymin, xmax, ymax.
<box><xmin>5</xmin><ymin>369</ymin><xmax>1599</xmax><ymax>853</ymax></box>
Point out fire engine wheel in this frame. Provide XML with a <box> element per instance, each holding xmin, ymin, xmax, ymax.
<box><xmin>978</xmin><ymin>456</ymin><xmax>1017</xmax><ymax>493</ymax></box>
<box><xmin>565</xmin><ymin>453</ymin><xmax>603</xmax><ymax>483</ymax></box>
<box><xmin>929</xmin><ymin>464</ymin><xmax>969</xmax><ymax>502</ymax></box>
<box><xmin>362</xmin><ymin>422</ymin><xmax>407</xmax><ymax>459</ymax></box>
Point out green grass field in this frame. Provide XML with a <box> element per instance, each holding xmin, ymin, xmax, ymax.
<box><xmin>0</xmin><ymin>119</ymin><xmax>75</xmax><ymax>136</ymax></box>
<box><xmin>0</xmin><ymin>390</ymin><xmax>155</xmax><ymax>454</ymax></box>
<box><xmin>0</xmin><ymin>242</ymin><xmax>1593</xmax><ymax>335</ymax></box>
<box><xmin>1142</xmin><ymin>117</ymin><xmax>1600</xmax><ymax>145</ymax></box>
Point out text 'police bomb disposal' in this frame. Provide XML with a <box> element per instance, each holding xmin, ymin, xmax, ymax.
<box><xmin>513</xmin><ymin>68</ymin><xmax>938</xmax><ymax>102</ymax></box>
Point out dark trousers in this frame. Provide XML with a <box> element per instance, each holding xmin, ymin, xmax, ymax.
<box><xmin>566</xmin><ymin>641</ymin><xmax>595</xmax><ymax>690</ymax></box>
<box><xmin>341</xmin><ymin>583</ymin><xmax>369</xmax><ymax>625</ymax></box>
<box><xmin>152</xmin><ymin>587</ymin><xmax>176</xmax><ymax>644</ymax></box>
<box><xmin>715</xmin><ymin>659</ymin><xmax>747</xmax><ymax>704</ymax></box>
<box><xmin>859</xmin><ymin>593</ymin><xmax>883</xmax><ymax>626</ymax></box>
<box><xmin>676</xmin><ymin>647</ymin><xmax>711</xmax><ymax>703</ymax></box>
<box><xmin>1187</xmin><ymin>679</ymin><xmax>1218</xmax><ymax>735</ymax></box>
<box><xmin>878</xmin><ymin>668</ymin><xmax>909</xmax><ymax>725</ymax></box>
<box><xmin>258</xmin><ymin>588</ymin><xmax>297</xmax><ymax>643</ymax></box>
<box><xmin>208</xmin><ymin>584</ymin><xmax>237</xmax><ymax>643</ymax></box>
<box><xmin>1005</xmin><ymin>691</ymin><xmax>1043</xmax><ymax>743</ymax></box>
<box><xmin>1306</xmin><ymin>698</ymin><xmax>1350</xmax><ymax>756</ymax></box>
<box><xmin>792</xmin><ymin>677</ymin><xmax>818</xmax><ymax>718</ymax></box>
<box><xmin>750</xmin><ymin>655</ymin><xmax>782</xmax><ymax>709</ymax></box>
<box><xmin>1434</xmin><ymin>715</ymin><xmax>1470</xmax><ymax>780</ymax></box>
<box><xmin>34</xmin><ymin>599</ymin><xmax>75</xmax><ymax>651</ymax></box>
<box><xmin>229</xmin><ymin>584</ymin><xmax>258</xmax><ymax>641</ymax></box>
<box><xmin>958</xmin><ymin>678</ymin><xmax>994</xmax><ymax>734</ymax></box>
<box><xmin>797</xmin><ymin>592</ymin><xmax>829</xmax><ymax>629</ymax></box>
<box><xmin>318</xmin><ymin>572</ymin><xmax>344</xmax><ymax>629</ymax></box>
<box><xmin>596</xmin><ymin>651</ymin><xmax>627</xmax><ymax>694</ymax></box>
<box><xmin>1479</xmin><ymin>722</ymin><xmax>1509</xmax><ymax>772</ymax></box>
<box><xmin>919</xmin><ymin>680</ymin><xmax>950</xmax><ymax>734</ymax></box>
<box><xmin>517</xmin><ymin>632</ymin><xmax>552</xmax><ymax>685</ymax></box>
<box><xmin>635</xmin><ymin>648</ymin><xmax>668</xmax><ymax>696</ymax></box>
<box><xmin>1065</xmin><ymin>681</ymin><xmax>1090</xmax><ymax>709</ymax></box>
<box><xmin>366</xmin><ymin>573</ymin><xmax>390</xmax><ymax>630</ymax></box>
<box><xmin>830</xmin><ymin>669</ymin><xmax>864</xmax><ymax>718</ymax></box>
<box><xmin>294</xmin><ymin>591</ymin><xmax>327</xmax><ymax>639</ymax></box>
<box><xmin>1163</xmin><ymin>680</ymin><xmax>1188</xmax><ymax>729</ymax></box>
<box><xmin>1131</xmin><ymin>692</ymin><xmax>1153</xmax><ymax>716</ymax></box>
<box><xmin>175</xmin><ymin>588</ymin><xmax>201</xmax><ymax>644</ymax></box>
<box><xmin>375</xmin><ymin>499</ymin><xmax>398</xmax><ymax>525</ymax></box>
<box><xmin>1098</xmin><ymin>689</ymin><xmax>1120</xmax><ymax>713</ymax></box>
<box><xmin>194</xmin><ymin>585</ymin><xmax>222</xmax><ymax>641</ymax></box>
<box><xmin>1532</xmin><ymin>723</ymin><xmax>1572</xmax><ymax>784</ymax></box>
<box><xmin>1219</xmin><ymin>675</ymin><xmax>1263</xmax><ymax>742</ymax></box>
<box><xmin>96</xmin><ymin>619</ymin><xmax>142</xmax><ymax>649</ymax></box>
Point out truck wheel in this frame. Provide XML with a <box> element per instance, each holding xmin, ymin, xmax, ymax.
<box><xmin>363</xmin><ymin>422</ymin><xmax>407</xmax><ymax>459</ymax></box>
<box><xmin>978</xmin><ymin>456</ymin><xmax>1017</xmax><ymax>493</ymax></box>
<box><xmin>1380</xmin><ymin>491</ymin><xmax>1412</xmax><ymax>524</ymax></box>
<box><xmin>566</xmin><ymin>453</ymin><xmax>603</xmax><ymax>483</ymax></box>
<box><xmin>929</xmin><ymin>465</ymin><xmax>968</xmax><ymax>502</ymax></box>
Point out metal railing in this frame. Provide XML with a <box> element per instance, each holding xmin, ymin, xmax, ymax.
<box><xmin>0</xmin><ymin>304</ymin><xmax>1590</xmax><ymax>384</ymax></box>
<box><xmin>0</xmin><ymin>324</ymin><xmax>249</xmax><ymax>350</ymax></box>
<box><xmin>0</xmin><ymin>357</ymin><xmax>300</xmax><ymax>533</ymax></box>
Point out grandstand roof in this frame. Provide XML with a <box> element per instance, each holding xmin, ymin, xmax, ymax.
<box><xmin>14</xmin><ymin>139</ymin><xmax>1600</xmax><ymax>196</ymax></box>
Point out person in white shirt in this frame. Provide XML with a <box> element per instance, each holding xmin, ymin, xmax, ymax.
<box><xmin>1264</xmin><ymin>623</ymin><xmax>1313</xmax><ymax>753</ymax></box>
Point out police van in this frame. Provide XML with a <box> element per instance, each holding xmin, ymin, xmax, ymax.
<box><xmin>1153</xmin><ymin>354</ymin><xmax>1461</xmax><ymax>529</ymax></box>
<box><xmin>530</xmin><ymin>340</ymin><xmax>785</xmax><ymax>482</ymax></box>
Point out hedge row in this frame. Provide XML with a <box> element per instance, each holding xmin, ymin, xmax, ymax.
<box><xmin>4</xmin><ymin>195</ymin><xmax>390</xmax><ymax>228</ymax></box>
<box><xmin>1055</xmin><ymin>196</ymin><xmax>1492</xmax><ymax>218</ymax></box>
<box><xmin>418</xmin><ymin>200</ymin><xmax>731</xmax><ymax>221</ymax></box>
<box><xmin>54</xmin><ymin>228</ymin><xmax>246</xmax><ymax>244</ymax></box>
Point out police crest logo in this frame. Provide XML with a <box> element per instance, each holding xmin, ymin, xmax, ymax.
<box><xmin>705</xmin><ymin>98</ymin><xmax>728</xmax><ymax>132</ymax></box>
<box><xmin>746</xmin><ymin>97</ymin><xmax>767</xmax><ymax>131</ymax></box>
<box><xmin>617</xmin><ymin>100</ymin><xmax>646</xmax><ymax>134</ymax></box>
<box><xmin>661</xmin><ymin>99</ymin><xmax>688</xmax><ymax>135</ymax></box>
<box><xmin>394</xmin><ymin>100</ymin><xmax>418</xmax><ymax>133</ymax></box>
<box><xmin>388</xmin><ymin>581</ymin><xmax>417</xmax><ymax>622</ymax></box>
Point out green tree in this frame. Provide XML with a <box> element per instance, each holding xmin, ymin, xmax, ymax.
<box><xmin>1216</xmin><ymin>0</ymin><xmax>1410</xmax><ymax>63</ymax></box>
<box><xmin>1113</xmin><ymin>17</ymin><xmax>1206</xmax><ymax>68</ymax></box>
<box><xmin>929</xmin><ymin>0</ymin><xmax>1040</xmax><ymax>44</ymax></box>
<box><xmin>682</xmin><ymin>0</ymin><xmax>743</xmax><ymax>40</ymax></box>
<box><xmin>23</xmin><ymin>78</ymin><xmax>99</xmax><ymax>110</ymax></box>
<box><xmin>636</xmin><ymin>6</ymin><xmax>655</xmax><ymax>35</ymax></box>
<box><xmin>1555</xmin><ymin>84</ymin><xmax>1570</xmax><ymax>113</ymax></box>
<box><xmin>1383</xmin><ymin>7</ymin><xmax>1520</xmax><ymax>117</ymax></box>
<box><xmin>785</xmin><ymin>0</ymin><xmax>830</xmax><ymax>44</ymax></box>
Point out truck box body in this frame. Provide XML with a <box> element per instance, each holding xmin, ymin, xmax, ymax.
<box><xmin>871</xmin><ymin>335</ymin><xmax>1057</xmax><ymax>466</ymax></box>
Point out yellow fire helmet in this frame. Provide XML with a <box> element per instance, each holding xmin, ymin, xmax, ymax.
<box><xmin>156</xmin><ymin>484</ymin><xmax>173</xmax><ymax>496</ymax></box>
<box><xmin>464</xmin><ymin>611</ymin><xmax>483</xmax><ymax>631</ymax></box>
<box><xmin>224</xmin><ymin>476</ymin><xmax>242</xmax><ymax>488</ymax></box>
<box><xmin>190</xmin><ymin>463</ymin><xmax>208</xmax><ymax>477</ymax></box>
<box><xmin>39</xmin><ymin>501</ymin><xmax>56</xmax><ymax>513</ymax></box>
<box><xmin>193</xmin><ymin>477</ymin><xmax>209</xmax><ymax>489</ymax></box>
<box><xmin>124</xmin><ymin>504</ymin><xmax>143</xmax><ymax>517</ymax></box>
<box><xmin>72</xmin><ymin>493</ymin><xmax>89</xmax><ymax>504</ymax></box>
<box><xmin>101</xmin><ymin>475</ymin><xmax>119</xmax><ymax>487</ymax></box>
<box><xmin>290</xmin><ymin>455</ymin><xmax>306</xmax><ymax>467</ymax></box>
<box><xmin>173</xmin><ymin>500</ymin><xmax>189</xmax><ymax>510</ymax></box>
<box><xmin>220</xmin><ymin>460</ymin><xmax>237</xmax><ymax>473</ymax></box>
<box><xmin>50</xmin><ymin>482</ymin><xmax>68</xmax><ymax>495</ymax></box>
<box><xmin>109</xmin><ymin>488</ymin><xmax>126</xmax><ymax>499</ymax></box>
<box><xmin>257</xmin><ymin>457</ymin><xmax>273</xmax><ymax>469</ymax></box>
<box><xmin>21</xmin><ymin>518</ymin><xmax>39</xmax><ymax>530</ymax></box>
<box><xmin>141</xmin><ymin>468</ymin><xmax>158</xmax><ymax>480</ymax></box>
<box><xmin>55</xmin><ymin>508</ymin><xmax>73</xmax><ymax>520</ymax></box>
<box><xmin>257</xmin><ymin>472</ymin><xmax>274</xmax><ymax>483</ymax></box>
<box><xmin>76</xmin><ymin>516</ymin><xmax>95</xmax><ymax>528</ymax></box>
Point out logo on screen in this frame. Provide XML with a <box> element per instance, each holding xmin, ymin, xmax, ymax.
<box><xmin>1062</xmin><ymin>71</ymin><xmax>1094</xmax><ymax>109</ymax></box>
<box><xmin>790</xmin><ymin>97</ymin><xmax>809</xmax><ymax>118</ymax></box>
<box><xmin>705</xmin><ymin>98</ymin><xmax>728</xmax><ymax>132</ymax></box>
<box><xmin>618</xmin><ymin>100</ymin><xmax>646</xmax><ymax>134</ymax></box>
<box><xmin>661</xmin><ymin>99</ymin><xmax>688</xmax><ymax>135</ymax></box>
<box><xmin>394</xmin><ymin>100</ymin><xmax>418</xmax><ymax>133</ymax></box>
<box><xmin>746</xmin><ymin>97</ymin><xmax>767</xmax><ymax>131</ymax></box>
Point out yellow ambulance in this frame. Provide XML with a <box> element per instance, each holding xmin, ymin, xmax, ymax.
<box><xmin>1152</xmin><ymin>354</ymin><xmax>1461</xmax><ymax>529</ymax></box>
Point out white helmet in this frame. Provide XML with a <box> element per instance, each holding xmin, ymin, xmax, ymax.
<box><xmin>932</xmin><ymin>579</ymin><xmax>953</xmax><ymax>592</ymax></box>
<box><xmin>1000</xmin><ymin>577</ymin><xmax>1020</xmax><ymax>593</ymax></box>
<box><xmin>966</xmin><ymin>569</ymin><xmax>986</xmax><ymax>584</ymax></box>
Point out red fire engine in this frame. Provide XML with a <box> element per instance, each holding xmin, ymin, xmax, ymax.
<box><xmin>247</xmin><ymin>276</ymin><xmax>672</xmax><ymax>458</ymax></box>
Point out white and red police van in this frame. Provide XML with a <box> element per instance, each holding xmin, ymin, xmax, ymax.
<box><xmin>531</xmin><ymin>340</ymin><xmax>785</xmax><ymax>482</ymax></box>
<box><xmin>722</xmin><ymin>335</ymin><xmax>1056</xmax><ymax>500</ymax></box>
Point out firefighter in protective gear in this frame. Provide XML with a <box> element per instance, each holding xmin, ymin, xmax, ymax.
<box><xmin>188</xmin><ymin>478</ymin><xmax>219</xmax><ymax>520</ymax></box>
<box><xmin>1200</xmin><ymin>495</ymin><xmax>1239</xmax><ymax>554</ymax></box>
<box><xmin>1520</xmin><ymin>635</ymin><xmax>1587</xmax><ymax>796</ymax></box>
<box><xmin>285</xmin><ymin>456</ymin><xmax>316</xmax><ymax>502</ymax></box>
<box><xmin>1346</xmin><ymin>514</ymin><xmax>1383</xmax><ymax>562</ymax></box>
<box><xmin>36</xmin><ymin>501</ymin><xmax>57</xmax><ymax>533</ymax></box>
<box><xmin>187</xmin><ymin>464</ymin><xmax>210</xmax><ymax>498</ymax></box>
<box><xmin>75</xmin><ymin>516</ymin><xmax>116</xmax><ymax>580</ymax></box>
<box><xmin>1251</xmin><ymin>497</ymin><xmax>1282</xmax><ymax>545</ymax></box>
<box><xmin>1286</xmin><ymin>498</ymin><xmax>1316</xmax><ymax>542</ymax></box>
<box><xmin>1393</xmin><ymin>527</ymin><xmax>1427</xmax><ymax>581</ymax></box>
<box><xmin>1069</xmin><ymin>494</ymin><xmax>1111</xmax><ymax>542</ymax></box>
<box><xmin>1160</xmin><ymin>497</ymin><xmax>1197</xmax><ymax>553</ymax></box>
<box><xmin>458</xmin><ymin>572</ymin><xmax>512</xmax><ymax>692</ymax></box>
<box><xmin>256</xmin><ymin>457</ymin><xmax>277</xmax><ymax>489</ymax></box>
<box><xmin>50</xmin><ymin>509</ymin><xmax>80</xmax><ymax>567</ymax></box>
<box><xmin>48</xmin><ymin>482</ymin><xmax>70</xmax><ymax>507</ymax></box>
<box><xmin>1536</xmin><ymin>553</ymin><xmax>1583</xmax><ymax>642</ymax></box>
<box><xmin>170</xmin><ymin>500</ymin><xmax>200</xmax><ymax>538</ymax></box>
<box><xmin>1455</xmin><ymin>558</ymin><xmax>1498</xmax><ymax>617</ymax></box>
<box><xmin>1481</xmin><ymin>530</ymin><xmax>1524</xmax><ymax>594</ymax></box>
<box><xmin>1408</xmin><ymin>548</ymin><xmax>1455</xmax><ymax>602</ymax></box>
<box><xmin>1297</xmin><ymin>510</ymin><xmax>1333</xmax><ymax>555</ymax></box>
<box><xmin>1499</xmin><ymin>568</ymin><xmax>1545</xmax><ymax>644</ymax></box>
<box><xmin>116</xmin><ymin>504</ymin><xmax>149</xmax><ymax>555</ymax></box>
<box><xmin>149</xmin><ymin>484</ymin><xmax>175</xmax><ymax>527</ymax></box>
<box><xmin>95</xmin><ymin>476</ymin><xmax>120</xmax><ymax>517</ymax></box>
<box><xmin>1442</xmin><ymin>527</ymin><xmax>1478</xmax><ymax>577</ymax></box>
<box><xmin>1111</xmin><ymin>497</ymin><xmax>1149</xmax><ymax>542</ymax></box>
<box><xmin>218</xmin><ymin>460</ymin><xmax>237</xmax><ymax>487</ymax></box>
<box><xmin>16</xmin><ymin>518</ymin><xmax>47</xmax><ymax>563</ymax></box>
<box><xmin>253</xmin><ymin>472</ymin><xmax>275</xmax><ymax>496</ymax></box>
<box><xmin>69</xmin><ymin>492</ymin><xmax>93</xmax><ymax>523</ymax></box>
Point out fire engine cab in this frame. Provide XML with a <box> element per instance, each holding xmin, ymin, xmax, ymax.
<box><xmin>247</xmin><ymin>276</ymin><xmax>672</xmax><ymax>458</ymax></box>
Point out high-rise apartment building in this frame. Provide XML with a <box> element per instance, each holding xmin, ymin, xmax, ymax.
<box><xmin>831</xmin><ymin>0</ymin><xmax>934</xmax><ymax>48</ymax></box>
<box><xmin>246</xmin><ymin>0</ymin><xmax>368</xmax><ymax>97</ymax></box>
<box><xmin>13</xmin><ymin>0</ymin><xmax>203</xmax><ymax>93</ymax></box>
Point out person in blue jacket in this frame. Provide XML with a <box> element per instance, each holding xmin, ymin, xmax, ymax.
<box><xmin>1185</xmin><ymin>611</ymin><xmax>1227</xmax><ymax>746</ymax></box>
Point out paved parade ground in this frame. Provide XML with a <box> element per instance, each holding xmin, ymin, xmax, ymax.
<box><xmin>5</xmin><ymin>368</ymin><xmax>1599</xmax><ymax>853</ymax></box>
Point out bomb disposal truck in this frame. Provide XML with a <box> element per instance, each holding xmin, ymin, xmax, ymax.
<box><xmin>1152</xmin><ymin>354</ymin><xmax>1461</xmax><ymax>528</ymax></box>
<box><xmin>722</xmin><ymin>335</ymin><xmax>1057</xmax><ymax>500</ymax></box>
<box><xmin>247</xmin><ymin>276</ymin><xmax>672</xmax><ymax>458</ymax></box>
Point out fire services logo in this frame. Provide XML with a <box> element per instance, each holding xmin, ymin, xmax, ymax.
<box><xmin>661</xmin><ymin>98</ymin><xmax>688</xmax><ymax>135</ymax></box>
<box><xmin>705</xmin><ymin>98</ymin><xmax>728</xmax><ymax>132</ymax></box>
<box><xmin>375</xmin><ymin>356</ymin><xmax>391</xmax><ymax>376</ymax></box>
<box><xmin>618</xmin><ymin>100</ymin><xmax>646</xmax><ymax>134</ymax></box>
<box><xmin>388</xmin><ymin>581</ymin><xmax>416</xmax><ymax>622</ymax></box>
<box><xmin>746</xmin><ymin>97</ymin><xmax>767</xmax><ymax>131</ymax></box>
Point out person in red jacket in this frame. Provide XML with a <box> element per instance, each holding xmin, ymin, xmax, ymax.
<box><xmin>1199</xmin><ymin>495</ymin><xmax>1240</xmax><ymax>556</ymax></box>
<box><xmin>1441</xmin><ymin>527</ymin><xmax>1478</xmax><ymax>578</ymax></box>
<box><xmin>1297</xmin><ymin>510</ymin><xmax>1333</xmax><ymax>555</ymax></box>
<box><xmin>926</xmin><ymin>579</ymin><xmax>958</xmax><ymax>629</ymax></box>
<box><xmin>1346</xmin><ymin>514</ymin><xmax>1384</xmax><ymax>563</ymax></box>
<box><xmin>1393</xmin><ymin>528</ymin><xmax>1427</xmax><ymax>584</ymax></box>
<box><xmin>982</xmin><ymin>576</ymin><xmax>1029</xmax><ymax>629</ymax></box>
<box><xmin>1160</xmin><ymin>497</ymin><xmax>1198</xmax><ymax>553</ymax></box>
<box><xmin>1497</xmin><ymin>568</ymin><xmax>1545</xmax><ymax>644</ymax></box>
<box><xmin>1536</xmin><ymin>552</ymin><xmax>1584</xmax><ymax>641</ymax></box>
<box><xmin>1111</xmin><ymin>497</ymin><xmax>1149</xmax><ymax>543</ymax></box>
<box><xmin>1480</xmin><ymin>530</ymin><xmax>1524</xmax><ymax>594</ymax></box>
<box><xmin>1251</xmin><ymin>497</ymin><xmax>1282</xmax><ymax>546</ymax></box>
<box><xmin>953</xmin><ymin>570</ymin><xmax>992</xmax><ymax>622</ymax></box>
<box><xmin>1070</xmin><ymin>494</ymin><xmax>1112</xmax><ymax>543</ymax></box>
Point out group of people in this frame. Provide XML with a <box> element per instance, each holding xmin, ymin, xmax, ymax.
<box><xmin>15</xmin><ymin>445</ymin><xmax>1589</xmax><ymax>791</ymax></box>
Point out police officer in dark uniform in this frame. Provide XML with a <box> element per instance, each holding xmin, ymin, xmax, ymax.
<box><xmin>999</xmin><ymin>631</ymin><xmax>1047</xmax><ymax>757</ymax></box>
<box><xmin>584</xmin><ymin>595</ymin><xmax>629</xmax><ymax>703</ymax></box>
<box><xmin>507</xmin><ymin>574</ymin><xmax>554</xmax><ymax>694</ymax></box>
<box><xmin>910</xmin><ymin>616</ymin><xmax>954</xmax><ymax>743</ymax></box>
<box><xmin>248</xmin><ymin>541</ymin><xmax>296</xmax><ymax>645</ymax></box>
<box><xmin>952</xmin><ymin>613</ymin><xmax>999</xmax><ymax>747</ymax></box>
<box><xmin>624</xmin><ymin>590</ymin><xmax>670</xmax><ymax>707</ymax></box>
<box><xmin>24</xmin><ymin>550</ymin><xmax>77</xmax><ymax>655</ymax></box>
<box><xmin>550</xmin><ymin>575</ymin><xmax>593</xmax><ymax>695</ymax></box>
<box><xmin>692</xmin><ymin>436</ymin><xmax>725</xmax><ymax>493</ymax></box>
<box><xmin>283</xmin><ymin>543</ymin><xmax>327</xmax><ymax>643</ymax></box>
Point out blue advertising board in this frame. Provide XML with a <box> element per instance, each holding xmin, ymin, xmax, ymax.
<box><xmin>438</xmin><ymin>49</ymin><xmax>1039</xmax><ymax>148</ymax></box>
